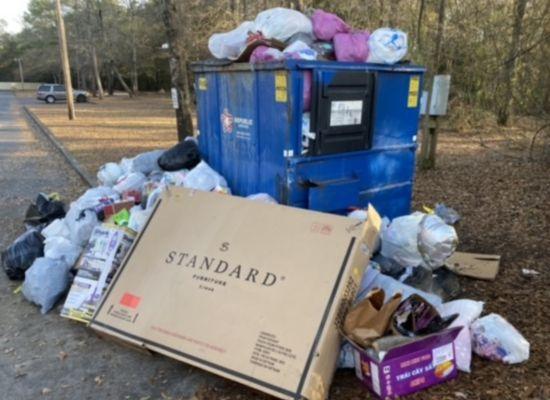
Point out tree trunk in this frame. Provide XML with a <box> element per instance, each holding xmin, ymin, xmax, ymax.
<box><xmin>378</xmin><ymin>0</ymin><xmax>386</xmax><ymax>26</ymax></box>
<box><xmin>107</xmin><ymin>60</ymin><xmax>114</xmax><ymax>95</ymax></box>
<box><xmin>112</xmin><ymin>63</ymin><xmax>134</xmax><ymax>97</ymax></box>
<box><xmin>419</xmin><ymin>0</ymin><xmax>446</xmax><ymax>170</ymax></box>
<box><xmin>388</xmin><ymin>0</ymin><xmax>400</xmax><ymax>27</ymax></box>
<box><xmin>91</xmin><ymin>46</ymin><xmax>104</xmax><ymax>99</ymax></box>
<box><xmin>161</xmin><ymin>0</ymin><xmax>193</xmax><ymax>141</ymax></box>
<box><xmin>131</xmin><ymin>41</ymin><xmax>139</xmax><ymax>93</ymax></box>
<box><xmin>416</xmin><ymin>0</ymin><xmax>425</xmax><ymax>51</ymax></box>
<box><xmin>497</xmin><ymin>0</ymin><xmax>528</xmax><ymax>126</ymax></box>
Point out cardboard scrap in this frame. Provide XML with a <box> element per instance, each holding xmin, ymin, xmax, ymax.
<box><xmin>445</xmin><ymin>251</ymin><xmax>501</xmax><ymax>280</ymax></box>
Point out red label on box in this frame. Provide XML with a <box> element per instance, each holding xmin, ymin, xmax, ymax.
<box><xmin>120</xmin><ymin>292</ymin><xmax>141</xmax><ymax>309</ymax></box>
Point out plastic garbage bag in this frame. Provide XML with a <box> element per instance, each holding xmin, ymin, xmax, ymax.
<box><xmin>311</xmin><ymin>9</ymin><xmax>351</xmax><ymax>41</ymax></box>
<box><xmin>246</xmin><ymin>193</ymin><xmax>278</xmax><ymax>204</ymax></box>
<box><xmin>66</xmin><ymin>209</ymin><xmax>99</xmax><ymax>247</ymax></box>
<box><xmin>285</xmin><ymin>31</ymin><xmax>314</xmax><ymax>46</ymax></box>
<box><xmin>208</xmin><ymin>21</ymin><xmax>255</xmax><ymax>60</ymax></box>
<box><xmin>161</xmin><ymin>170</ymin><xmax>188</xmax><ymax>186</ymax></box>
<box><xmin>184</xmin><ymin>161</ymin><xmax>228</xmax><ymax>192</ymax></box>
<box><xmin>338</xmin><ymin>342</ymin><xmax>355</xmax><ymax>369</ymax></box>
<box><xmin>435</xmin><ymin>203</ymin><xmax>461</xmax><ymax>225</ymax></box>
<box><xmin>471</xmin><ymin>313</ymin><xmax>529</xmax><ymax>364</ymax></box>
<box><xmin>367</xmin><ymin>28</ymin><xmax>408</xmax><ymax>64</ymax></box>
<box><xmin>311</xmin><ymin>41</ymin><xmax>335</xmax><ymax>60</ymax></box>
<box><xmin>24</xmin><ymin>193</ymin><xmax>66</xmax><ymax>226</ymax></box>
<box><xmin>2</xmin><ymin>229</ymin><xmax>44</xmax><ymax>280</ymax></box>
<box><xmin>334</xmin><ymin>32</ymin><xmax>369</xmax><ymax>62</ymax></box>
<box><xmin>43</xmin><ymin>236</ymin><xmax>82</xmax><ymax>267</ymax></box>
<box><xmin>438</xmin><ymin>299</ymin><xmax>484</xmax><ymax>372</ymax></box>
<box><xmin>381</xmin><ymin>213</ymin><xmax>457</xmax><ymax>270</ymax></box>
<box><xmin>128</xmin><ymin>206</ymin><xmax>152</xmax><ymax>233</ymax></box>
<box><xmin>418</xmin><ymin>214</ymin><xmax>458</xmax><ymax>269</ymax></box>
<box><xmin>41</xmin><ymin>218</ymin><xmax>71</xmax><ymax>241</ymax></box>
<box><xmin>22</xmin><ymin>257</ymin><xmax>71</xmax><ymax>314</ymax></box>
<box><xmin>283</xmin><ymin>40</ymin><xmax>317</xmax><ymax>60</ymax></box>
<box><xmin>146</xmin><ymin>185</ymin><xmax>165</xmax><ymax>210</ymax></box>
<box><xmin>132</xmin><ymin>150</ymin><xmax>164</xmax><ymax>175</ymax></box>
<box><xmin>358</xmin><ymin>264</ymin><xmax>443</xmax><ymax>307</ymax></box>
<box><xmin>347</xmin><ymin>209</ymin><xmax>368</xmax><ymax>221</ymax></box>
<box><xmin>73</xmin><ymin>186</ymin><xmax>119</xmax><ymax>210</ymax></box>
<box><xmin>119</xmin><ymin>157</ymin><xmax>135</xmax><ymax>174</ymax></box>
<box><xmin>158</xmin><ymin>140</ymin><xmax>201</xmax><ymax>172</ymax></box>
<box><xmin>250</xmin><ymin>46</ymin><xmax>284</xmax><ymax>63</ymax></box>
<box><xmin>97</xmin><ymin>162</ymin><xmax>123</xmax><ymax>187</ymax></box>
<box><xmin>113</xmin><ymin>172</ymin><xmax>147</xmax><ymax>194</ymax></box>
<box><xmin>254</xmin><ymin>8</ymin><xmax>312</xmax><ymax>42</ymax></box>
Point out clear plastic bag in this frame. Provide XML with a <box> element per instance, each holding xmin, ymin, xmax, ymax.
<box><xmin>471</xmin><ymin>313</ymin><xmax>530</xmax><ymax>364</ymax></box>
<box><xmin>73</xmin><ymin>186</ymin><xmax>119</xmax><ymax>210</ymax></box>
<box><xmin>418</xmin><ymin>214</ymin><xmax>458</xmax><ymax>268</ymax></box>
<box><xmin>438</xmin><ymin>299</ymin><xmax>484</xmax><ymax>372</ymax></box>
<box><xmin>367</xmin><ymin>28</ymin><xmax>408</xmax><ymax>64</ymax></box>
<box><xmin>246</xmin><ymin>193</ymin><xmax>278</xmax><ymax>204</ymax></box>
<box><xmin>22</xmin><ymin>257</ymin><xmax>72</xmax><ymax>314</ymax></box>
<box><xmin>1</xmin><ymin>229</ymin><xmax>44</xmax><ymax>280</ymax></box>
<box><xmin>128</xmin><ymin>206</ymin><xmax>152</xmax><ymax>233</ymax></box>
<box><xmin>184</xmin><ymin>161</ymin><xmax>228</xmax><ymax>192</ymax></box>
<box><xmin>113</xmin><ymin>172</ymin><xmax>147</xmax><ymax>194</ymax></box>
<box><xmin>254</xmin><ymin>7</ymin><xmax>312</xmax><ymax>42</ymax></box>
<box><xmin>41</xmin><ymin>219</ymin><xmax>71</xmax><ymax>241</ymax></box>
<box><xmin>97</xmin><ymin>162</ymin><xmax>123</xmax><ymax>187</ymax></box>
<box><xmin>283</xmin><ymin>40</ymin><xmax>317</xmax><ymax>60</ymax></box>
<box><xmin>208</xmin><ymin>21</ymin><xmax>255</xmax><ymax>60</ymax></box>
<box><xmin>132</xmin><ymin>150</ymin><xmax>164</xmax><ymax>175</ymax></box>
<box><xmin>43</xmin><ymin>236</ymin><xmax>82</xmax><ymax>267</ymax></box>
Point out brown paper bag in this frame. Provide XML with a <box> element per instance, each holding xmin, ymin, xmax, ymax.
<box><xmin>343</xmin><ymin>288</ymin><xmax>402</xmax><ymax>348</ymax></box>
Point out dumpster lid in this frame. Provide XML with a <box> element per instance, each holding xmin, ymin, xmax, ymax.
<box><xmin>191</xmin><ymin>59</ymin><xmax>425</xmax><ymax>73</ymax></box>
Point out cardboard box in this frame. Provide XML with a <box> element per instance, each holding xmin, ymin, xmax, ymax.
<box><xmin>349</xmin><ymin>327</ymin><xmax>462</xmax><ymax>399</ymax></box>
<box><xmin>61</xmin><ymin>224</ymin><xmax>135</xmax><ymax>323</ymax></box>
<box><xmin>90</xmin><ymin>188</ymin><xmax>381</xmax><ymax>400</ymax></box>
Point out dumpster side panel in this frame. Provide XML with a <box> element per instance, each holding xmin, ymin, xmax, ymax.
<box><xmin>195</xmin><ymin>72</ymin><xmax>222</xmax><ymax>171</ymax></box>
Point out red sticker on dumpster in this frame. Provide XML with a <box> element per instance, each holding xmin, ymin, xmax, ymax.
<box><xmin>120</xmin><ymin>292</ymin><xmax>141</xmax><ymax>309</ymax></box>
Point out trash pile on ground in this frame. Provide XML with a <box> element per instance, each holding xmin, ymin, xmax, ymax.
<box><xmin>208</xmin><ymin>7</ymin><xmax>408</xmax><ymax>65</ymax></box>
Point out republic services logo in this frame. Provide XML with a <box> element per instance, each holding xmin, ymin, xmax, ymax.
<box><xmin>221</xmin><ymin>108</ymin><xmax>234</xmax><ymax>134</ymax></box>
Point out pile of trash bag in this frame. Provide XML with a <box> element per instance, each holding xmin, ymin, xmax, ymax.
<box><xmin>208</xmin><ymin>7</ymin><xmax>408</xmax><ymax>65</ymax></box>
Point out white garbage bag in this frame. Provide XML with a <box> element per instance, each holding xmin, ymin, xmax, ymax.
<box><xmin>113</xmin><ymin>172</ymin><xmax>147</xmax><ymax>194</ymax></box>
<box><xmin>184</xmin><ymin>161</ymin><xmax>228</xmax><ymax>192</ymax></box>
<box><xmin>43</xmin><ymin>236</ymin><xmax>82</xmax><ymax>267</ymax></box>
<box><xmin>119</xmin><ymin>157</ymin><xmax>135</xmax><ymax>174</ymax></box>
<box><xmin>367</xmin><ymin>28</ymin><xmax>408</xmax><ymax>64</ymax></box>
<box><xmin>41</xmin><ymin>219</ymin><xmax>71</xmax><ymax>241</ymax></box>
<box><xmin>438</xmin><ymin>299</ymin><xmax>484</xmax><ymax>372</ymax></box>
<box><xmin>283</xmin><ymin>40</ymin><xmax>317</xmax><ymax>60</ymax></box>
<box><xmin>97</xmin><ymin>162</ymin><xmax>123</xmax><ymax>187</ymax></box>
<box><xmin>131</xmin><ymin>150</ymin><xmax>164</xmax><ymax>175</ymax></box>
<box><xmin>22</xmin><ymin>257</ymin><xmax>72</xmax><ymax>314</ymax></box>
<box><xmin>208</xmin><ymin>21</ymin><xmax>255</xmax><ymax>60</ymax></box>
<box><xmin>471</xmin><ymin>313</ymin><xmax>530</xmax><ymax>364</ymax></box>
<box><xmin>381</xmin><ymin>213</ymin><xmax>457</xmax><ymax>270</ymax></box>
<box><xmin>347</xmin><ymin>209</ymin><xmax>368</xmax><ymax>221</ymax></box>
<box><xmin>128</xmin><ymin>206</ymin><xmax>152</xmax><ymax>233</ymax></box>
<box><xmin>246</xmin><ymin>193</ymin><xmax>278</xmax><ymax>204</ymax></box>
<box><xmin>66</xmin><ymin>209</ymin><xmax>99</xmax><ymax>247</ymax></box>
<box><xmin>161</xmin><ymin>170</ymin><xmax>188</xmax><ymax>186</ymax></box>
<box><xmin>254</xmin><ymin>7</ymin><xmax>313</xmax><ymax>42</ymax></box>
<box><xmin>146</xmin><ymin>185</ymin><xmax>166</xmax><ymax>210</ymax></box>
<box><xmin>73</xmin><ymin>186</ymin><xmax>119</xmax><ymax>210</ymax></box>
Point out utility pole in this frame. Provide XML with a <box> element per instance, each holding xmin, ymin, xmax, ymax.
<box><xmin>15</xmin><ymin>58</ymin><xmax>24</xmax><ymax>89</ymax></box>
<box><xmin>54</xmin><ymin>0</ymin><xmax>76</xmax><ymax>120</ymax></box>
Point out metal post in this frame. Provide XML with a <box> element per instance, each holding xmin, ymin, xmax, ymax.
<box><xmin>54</xmin><ymin>0</ymin><xmax>76</xmax><ymax>120</ymax></box>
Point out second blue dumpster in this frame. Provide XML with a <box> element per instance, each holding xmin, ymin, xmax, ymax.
<box><xmin>192</xmin><ymin>59</ymin><xmax>424</xmax><ymax>219</ymax></box>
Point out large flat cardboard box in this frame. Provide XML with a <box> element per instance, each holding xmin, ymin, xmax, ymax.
<box><xmin>90</xmin><ymin>188</ymin><xmax>381</xmax><ymax>400</ymax></box>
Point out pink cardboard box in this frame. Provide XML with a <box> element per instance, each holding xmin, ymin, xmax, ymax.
<box><xmin>349</xmin><ymin>327</ymin><xmax>462</xmax><ymax>399</ymax></box>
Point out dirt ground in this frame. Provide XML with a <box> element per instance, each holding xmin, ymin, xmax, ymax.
<box><xmin>4</xmin><ymin>93</ymin><xmax>550</xmax><ymax>399</ymax></box>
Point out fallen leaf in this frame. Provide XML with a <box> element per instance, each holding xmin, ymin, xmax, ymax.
<box><xmin>94</xmin><ymin>375</ymin><xmax>104</xmax><ymax>386</ymax></box>
<box><xmin>455</xmin><ymin>392</ymin><xmax>468</xmax><ymax>399</ymax></box>
<box><xmin>41</xmin><ymin>388</ymin><xmax>51</xmax><ymax>395</ymax></box>
<box><xmin>58</xmin><ymin>351</ymin><xmax>68</xmax><ymax>361</ymax></box>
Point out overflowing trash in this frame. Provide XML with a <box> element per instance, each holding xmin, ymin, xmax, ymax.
<box><xmin>208</xmin><ymin>7</ymin><xmax>408</xmax><ymax>65</ymax></box>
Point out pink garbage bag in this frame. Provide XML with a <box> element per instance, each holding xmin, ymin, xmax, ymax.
<box><xmin>333</xmin><ymin>32</ymin><xmax>370</xmax><ymax>62</ymax></box>
<box><xmin>311</xmin><ymin>10</ymin><xmax>351</xmax><ymax>41</ymax></box>
<box><xmin>249</xmin><ymin>46</ymin><xmax>284</xmax><ymax>64</ymax></box>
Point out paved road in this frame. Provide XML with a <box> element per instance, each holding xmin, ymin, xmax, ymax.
<box><xmin>0</xmin><ymin>91</ymin><xmax>212</xmax><ymax>400</ymax></box>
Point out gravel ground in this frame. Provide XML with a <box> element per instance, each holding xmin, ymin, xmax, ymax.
<box><xmin>3</xmin><ymin>92</ymin><xmax>549</xmax><ymax>400</ymax></box>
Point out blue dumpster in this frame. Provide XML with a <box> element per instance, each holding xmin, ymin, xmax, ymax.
<box><xmin>192</xmin><ymin>60</ymin><xmax>424</xmax><ymax>218</ymax></box>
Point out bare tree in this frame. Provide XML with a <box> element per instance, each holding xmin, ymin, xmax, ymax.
<box><xmin>416</xmin><ymin>0</ymin><xmax>425</xmax><ymax>51</ymax></box>
<box><xmin>161</xmin><ymin>0</ymin><xmax>193</xmax><ymax>141</ymax></box>
<box><xmin>54</xmin><ymin>0</ymin><xmax>75</xmax><ymax>120</ymax></box>
<box><xmin>497</xmin><ymin>0</ymin><xmax>528</xmax><ymax>125</ymax></box>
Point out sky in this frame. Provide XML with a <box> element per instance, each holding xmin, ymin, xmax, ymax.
<box><xmin>0</xmin><ymin>0</ymin><xmax>31</xmax><ymax>33</ymax></box>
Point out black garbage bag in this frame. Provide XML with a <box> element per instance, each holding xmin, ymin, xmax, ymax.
<box><xmin>2</xmin><ymin>229</ymin><xmax>45</xmax><ymax>280</ymax></box>
<box><xmin>158</xmin><ymin>140</ymin><xmax>201</xmax><ymax>171</ymax></box>
<box><xmin>24</xmin><ymin>193</ymin><xmax>66</xmax><ymax>226</ymax></box>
